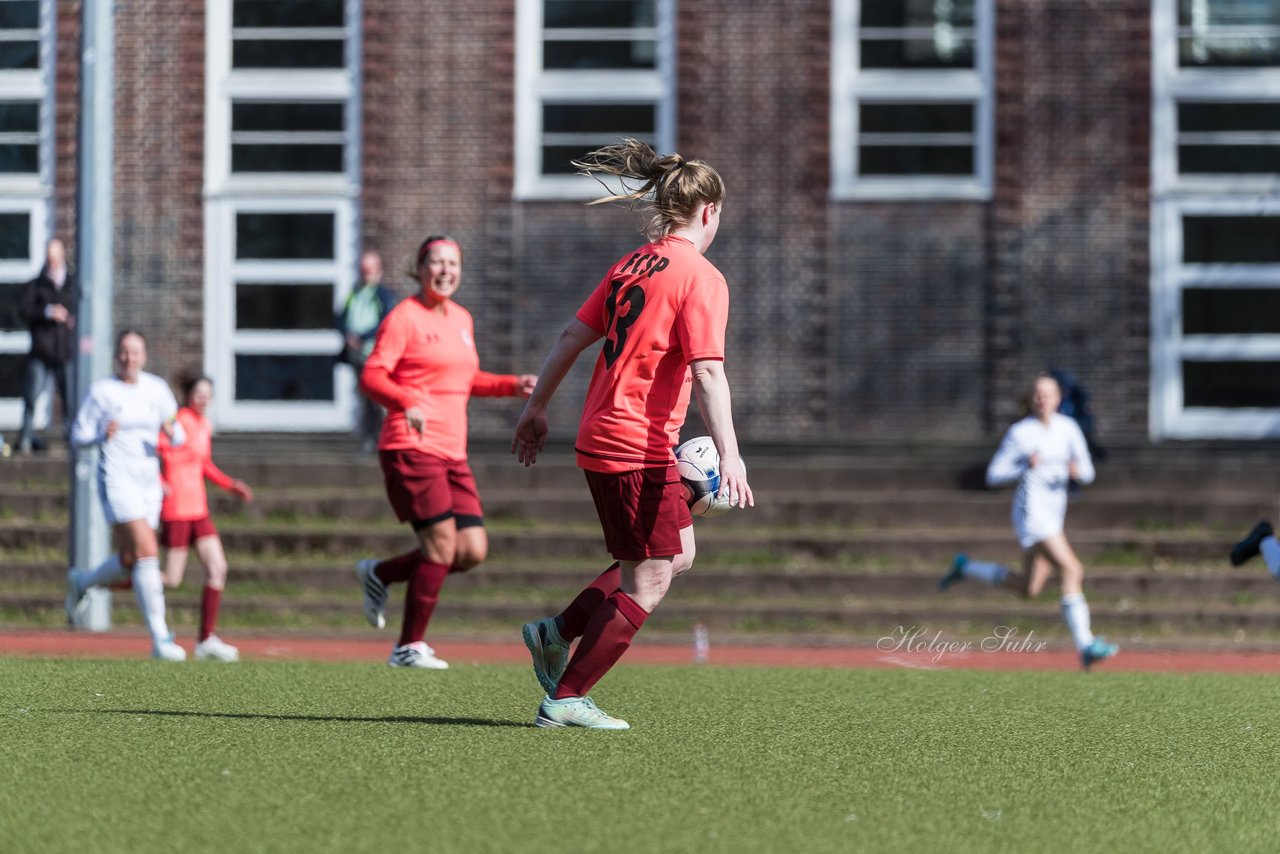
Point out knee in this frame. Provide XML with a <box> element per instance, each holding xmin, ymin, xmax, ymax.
<box><xmin>672</xmin><ymin>552</ymin><xmax>695</xmax><ymax>578</ymax></box>
<box><xmin>451</xmin><ymin>550</ymin><xmax>485</xmax><ymax>573</ymax></box>
<box><xmin>418</xmin><ymin>535</ymin><xmax>457</xmax><ymax>567</ymax></box>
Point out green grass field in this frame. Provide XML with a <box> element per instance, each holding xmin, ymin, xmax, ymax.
<box><xmin>2</xmin><ymin>659</ymin><xmax>1278</xmax><ymax>853</ymax></box>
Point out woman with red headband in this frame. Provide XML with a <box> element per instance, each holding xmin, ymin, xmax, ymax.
<box><xmin>355</xmin><ymin>234</ymin><xmax>536</xmax><ymax>668</ymax></box>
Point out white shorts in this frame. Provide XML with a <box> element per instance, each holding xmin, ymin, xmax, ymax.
<box><xmin>98</xmin><ymin>465</ymin><xmax>162</xmax><ymax>529</ymax></box>
<box><xmin>1012</xmin><ymin>496</ymin><xmax>1066</xmax><ymax>549</ymax></box>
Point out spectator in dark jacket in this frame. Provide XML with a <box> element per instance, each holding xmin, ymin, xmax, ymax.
<box><xmin>337</xmin><ymin>250</ymin><xmax>398</xmax><ymax>452</ymax></box>
<box><xmin>17</xmin><ymin>239</ymin><xmax>78</xmax><ymax>454</ymax></box>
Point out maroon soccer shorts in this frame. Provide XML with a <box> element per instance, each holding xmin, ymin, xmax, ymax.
<box><xmin>378</xmin><ymin>449</ymin><xmax>484</xmax><ymax>529</ymax></box>
<box><xmin>160</xmin><ymin>516</ymin><xmax>218</xmax><ymax>548</ymax></box>
<box><xmin>585</xmin><ymin>465</ymin><xmax>692</xmax><ymax>561</ymax></box>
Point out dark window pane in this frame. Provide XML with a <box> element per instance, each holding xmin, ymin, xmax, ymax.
<box><xmin>545</xmin><ymin>0</ymin><xmax>655</xmax><ymax>28</ymax></box>
<box><xmin>0</xmin><ymin>41</ymin><xmax>39</xmax><ymax>70</ymax></box>
<box><xmin>1179</xmin><ymin>102</ymin><xmax>1280</xmax><ymax>132</ymax></box>
<box><xmin>0</xmin><ymin>1</ymin><xmax>39</xmax><ymax>28</ymax></box>
<box><xmin>0</xmin><ymin>145</ymin><xmax>38</xmax><ymax>173</ymax></box>
<box><xmin>1180</xmin><ymin>37</ymin><xmax>1280</xmax><ymax>67</ymax></box>
<box><xmin>0</xmin><ymin>352</ymin><xmax>24</xmax><ymax>396</ymax></box>
<box><xmin>543</xmin><ymin>102</ymin><xmax>654</xmax><ymax>134</ymax></box>
<box><xmin>0</xmin><ymin>213</ymin><xmax>30</xmax><ymax>258</ymax></box>
<box><xmin>236</xmin><ymin>283</ymin><xmax>334</xmax><ymax>330</ymax></box>
<box><xmin>236</xmin><ymin>213</ymin><xmax>334</xmax><ymax>260</ymax></box>
<box><xmin>1184</xmin><ymin>289</ymin><xmax>1280</xmax><ymax>334</ymax></box>
<box><xmin>233</xmin><ymin>40</ymin><xmax>344</xmax><ymax>69</ymax></box>
<box><xmin>1183</xmin><ymin>360</ymin><xmax>1280</xmax><ymax>408</ymax></box>
<box><xmin>0</xmin><ymin>281</ymin><xmax>26</xmax><ymax>331</ymax></box>
<box><xmin>233</xmin><ymin>102</ymin><xmax>344</xmax><ymax>132</ymax></box>
<box><xmin>858</xmin><ymin>145</ymin><xmax>973</xmax><ymax>175</ymax></box>
<box><xmin>544</xmin><ymin>40</ymin><xmax>656</xmax><ymax>70</ymax></box>
<box><xmin>1184</xmin><ymin>216</ymin><xmax>1280</xmax><ymax>263</ymax></box>
<box><xmin>861</xmin><ymin>37</ymin><xmax>975</xmax><ymax>69</ymax></box>
<box><xmin>1179</xmin><ymin>0</ymin><xmax>1280</xmax><ymax>28</ymax></box>
<box><xmin>233</xmin><ymin>0</ymin><xmax>343</xmax><ymax>28</ymax></box>
<box><xmin>0</xmin><ymin>102</ymin><xmax>38</xmax><ymax>133</ymax></box>
<box><xmin>235</xmin><ymin>354</ymin><xmax>334</xmax><ymax>401</ymax></box>
<box><xmin>862</xmin><ymin>0</ymin><xmax>975</xmax><ymax>28</ymax></box>
<box><xmin>861</xmin><ymin>103</ymin><xmax>973</xmax><ymax>134</ymax></box>
<box><xmin>542</xmin><ymin>144</ymin><xmax>607</xmax><ymax>174</ymax></box>
<box><xmin>232</xmin><ymin>144</ymin><xmax>344</xmax><ymax>173</ymax></box>
<box><xmin>1179</xmin><ymin>145</ymin><xmax>1280</xmax><ymax>174</ymax></box>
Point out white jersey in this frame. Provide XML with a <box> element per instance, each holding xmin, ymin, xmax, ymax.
<box><xmin>986</xmin><ymin>413</ymin><xmax>1095</xmax><ymax>549</ymax></box>
<box><xmin>71</xmin><ymin>372</ymin><xmax>179</xmax><ymax>527</ymax></box>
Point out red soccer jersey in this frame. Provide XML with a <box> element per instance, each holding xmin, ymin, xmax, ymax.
<box><xmin>361</xmin><ymin>296</ymin><xmax>517</xmax><ymax>460</ymax></box>
<box><xmin>574</xmin><ymin>235</ymin><xmax>729</xmax><ymax>473</ymax></box>
<box><xmin>159</xmin><ymin>407</ymin><xmax>235</xmax><ymax>522</ymax></box>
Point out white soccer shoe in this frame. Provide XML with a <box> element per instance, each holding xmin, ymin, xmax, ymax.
<box><xmin>195</xmin><ymin>634</ymin><xmax>240</xmax><ymax>662</ymax></box>
<box><xmin>356</xmin><ymin>559</ymin><xmax>387</xmax><ymax>629</ymax></box>
<box><xmin>388</xmin><ymin>641</ymin><xmax>449</xmax><ymax>670</ymax></box>
<box><xmin>152</xmin><ymin>636</ymin><xmax>188</xmax><ymax>662</ymax></box>
<box><xmin>64</xmin><ymin>567</ymin><xmax>89</xmax><ymax>625</ymax></box>
<box><xmin>535</xmin><ymin>695</ymin><xmax>629</xmax><ymax>730</ymax></box>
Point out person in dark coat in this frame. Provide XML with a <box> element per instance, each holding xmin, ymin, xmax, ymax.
<box><xmin>17</xmin><ymin>239</ymin><xmax>78</xmax><ymax>453</ymax></box>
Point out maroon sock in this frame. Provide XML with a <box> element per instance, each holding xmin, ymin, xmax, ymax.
<box><xmin>199</xmin><ymin>586</ymin><xmax>222</xmax><ymax>642</ymax></box>
<box><xmin>375</xmin><ymin>549</ymin><xmax>421</xmax><ymax>585</ymax></box>
<box><xmin>553</xmin><ymin>590</ymin><xmax>648</xmax><ymax>700</ymax></box>
<box><xmin>556</xmin><ymin>562</ymin><xmax>622</xmax><ymax>642</ymax></box>
<box><xmin>108</xmin><ymin>579</ymin><xmax>133</xmax><ymax>590</ymax></box>
<box><xmin>397</xmin><ymin>559</ymin><xmax>450</xmax><ymax>647</ymax></box>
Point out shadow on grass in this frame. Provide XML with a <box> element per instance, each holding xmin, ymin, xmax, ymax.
<box><xmin>60</xmin><ymin>708</ymin><xmax>535</xmax><ymax>728</ymax></box>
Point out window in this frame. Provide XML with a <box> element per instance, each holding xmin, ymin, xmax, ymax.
<box><xmin>204</xmin><ymin>1</ymin><xmax>361</xmax><ymax>430</ymax></box>
<box><xmin>1151</xmin><ymin>2</ymin><xmax>1280</xmax><ymax>438</ymax></box>
<box><xmin>515</xmin><ymin>0</ymin><xmax>675</xmax><ymax>199</ymax></box>
<box><xmin>0</xmin><ymin>0</ymin><xmax>52</xmax><ymax>425</ymax></box>
<box><xmin>831</xmin><ymin>0</ymin><xmax>993</xmax><ymax>199</ymax></box>
<box><xmin>1156</xmin><ymin>0</ymin><xmax>1280</xmax><ymax>191</ymax></box>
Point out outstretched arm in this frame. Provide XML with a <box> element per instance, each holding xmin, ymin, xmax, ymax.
<box><xmin>511</xmin><ymin>318</ymin><xmax>602</xmax><ymax>466</ymax></box>
<box><xmin>689</xmin><ymin>358</ymin><xmax>752</xmax><ymax>509</ymax></box>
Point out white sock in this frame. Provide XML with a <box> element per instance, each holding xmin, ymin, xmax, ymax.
<box><xmin>962</xmin><ymin>559</ymin><xmax>1008</xmax><ymax>586</ymax></box>
<box><xmin>1261</xmin><ymin>536</ymin><xmax>1280</xmax><ymax>582</ymax></box>
<box><xmin>1061</xmin><ymin>592</ymin><xmax>1095</xmax><ymax>652</ymax></box>
<box><xmin>84</xmin><ymin>554</ymin><xmax>125</xmax><ymax>588</ymax></box>
<box><xmin>132</xmin><ymin>556</ymin><xmax>171</xmax><ymax>644</ymax></box>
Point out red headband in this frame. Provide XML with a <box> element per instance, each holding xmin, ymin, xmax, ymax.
<box><xmin>417</xmin><ymin>238</ymin><xmax>461</xmax><ymax>265</ymax></box>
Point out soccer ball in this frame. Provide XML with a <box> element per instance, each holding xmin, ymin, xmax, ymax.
<box><xmin>674</xmin><ymin>436</ymin><xmax>743</xmax><ymax>518</ymax></box>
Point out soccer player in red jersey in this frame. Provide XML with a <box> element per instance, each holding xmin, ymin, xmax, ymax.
<box><xmin>357</xmin><ymin>235</ymin><xmax>537</xmax><ymax>669</ymax></box>
<box><xmin>513</xmin><ymin>140</ymin><xmax>753</xmax><ymax>729</ymax></box>
<box><xmin>157</xmin><ymin>376</ymin><xmax>254</xmax><ymax>662</ymax></box>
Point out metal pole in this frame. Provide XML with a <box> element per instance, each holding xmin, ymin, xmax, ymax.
<box><xmin>70</xmin><ymin>0</ymin><xmax>115</xmax><ymax>631</ymax></box>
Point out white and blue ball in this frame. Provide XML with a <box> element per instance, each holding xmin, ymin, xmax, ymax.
<box><xmin>674</xmin><ymin>436</ymin><xmax>742</xmax><ymax>518</ymax></box>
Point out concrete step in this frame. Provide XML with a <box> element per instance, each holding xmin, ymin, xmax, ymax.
<box><xmin>8</xmin><ymin>441</ymin><xmax>1280</xmax><ymax>492</ymax></box>
<box><xmin>0</xmin><ymin>520</ymin><xmax>1245</xmax><ymax>563</ymax></box>
<box><xmin>7</xmin><ymin>591</ymin><xmax>1280</xmax><ymax>634</ymax></box>
<box><xmin>4</xmin><ymin>560</ymin><xmax>1274</xmax><ymax>602</ymax></box>
<box><xmin>3</xmin><ymin>485</ymin><xmax>1275</xmax><ymax>531</ymax></box>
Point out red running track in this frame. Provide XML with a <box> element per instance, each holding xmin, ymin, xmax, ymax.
<box><xmin>5</xmin><ymin>630</ymin><xmax>1280</xmax><ymax>673</ymax></box>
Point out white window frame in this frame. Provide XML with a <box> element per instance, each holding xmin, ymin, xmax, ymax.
<box><xmin>514</xmin><ymin>0</ymin><xmax>677</xmax><ymax>200</ymax></box>
<box><xmin>830</xmin><ymin>0</ymin><xmax>994</xmax><ymax>200</ymax></box>
<box><xmin>0</xmin><ymin>0</ymin><xmax>54</xmax><ymax>428</ymax></box>
<box><xmin>1151</xmin><ymin>0</ymin><xmax>1280</xmax><ymax>439</ymax></box>
<box><xmin>204</xmin><ymin>0</ymin><xmax>361</xmax><ymax>431</ymax></box>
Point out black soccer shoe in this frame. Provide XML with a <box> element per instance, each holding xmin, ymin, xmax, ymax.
<box><xmin>1229</xmin><ymin>520</ymin><xmax>1274</xmax><ymax>567</ymax></box>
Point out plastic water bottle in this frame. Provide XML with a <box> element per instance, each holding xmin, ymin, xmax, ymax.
<box><xmin>693</xmin><ymin>621</ymin><xmax>710</xmax><ymax>664</ymax></box>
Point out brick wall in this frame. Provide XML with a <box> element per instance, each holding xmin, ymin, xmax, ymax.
<box><xmin>78</xmin><ymin>1</ymin><xmax>1153</xmax><ymax>443</ymax></box>
<box><xmin>987</xmin><ymin>0</ymin><xmax>1151</xmax><ymax>440</ymax></box>
<box><xmin>108</xmin><ymin>1</ymin><xmax>205</xmax><ymax>385</ymax></box>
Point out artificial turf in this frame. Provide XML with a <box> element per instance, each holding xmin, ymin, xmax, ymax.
<box><xmin>1</xmin><ymin>658</ymin><xmax>1278</xmax><ymax>853</ymax></box>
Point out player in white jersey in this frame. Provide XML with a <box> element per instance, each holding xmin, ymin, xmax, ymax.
<box><xmin>938</xmin><ymin>373</ymin><xmax>1119</xmax><ymax>669</ymax></box>
<box><xmin>65</xmin><ymin>330</ymin><xmax>188</xmax><ymax>661</ymax></box>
